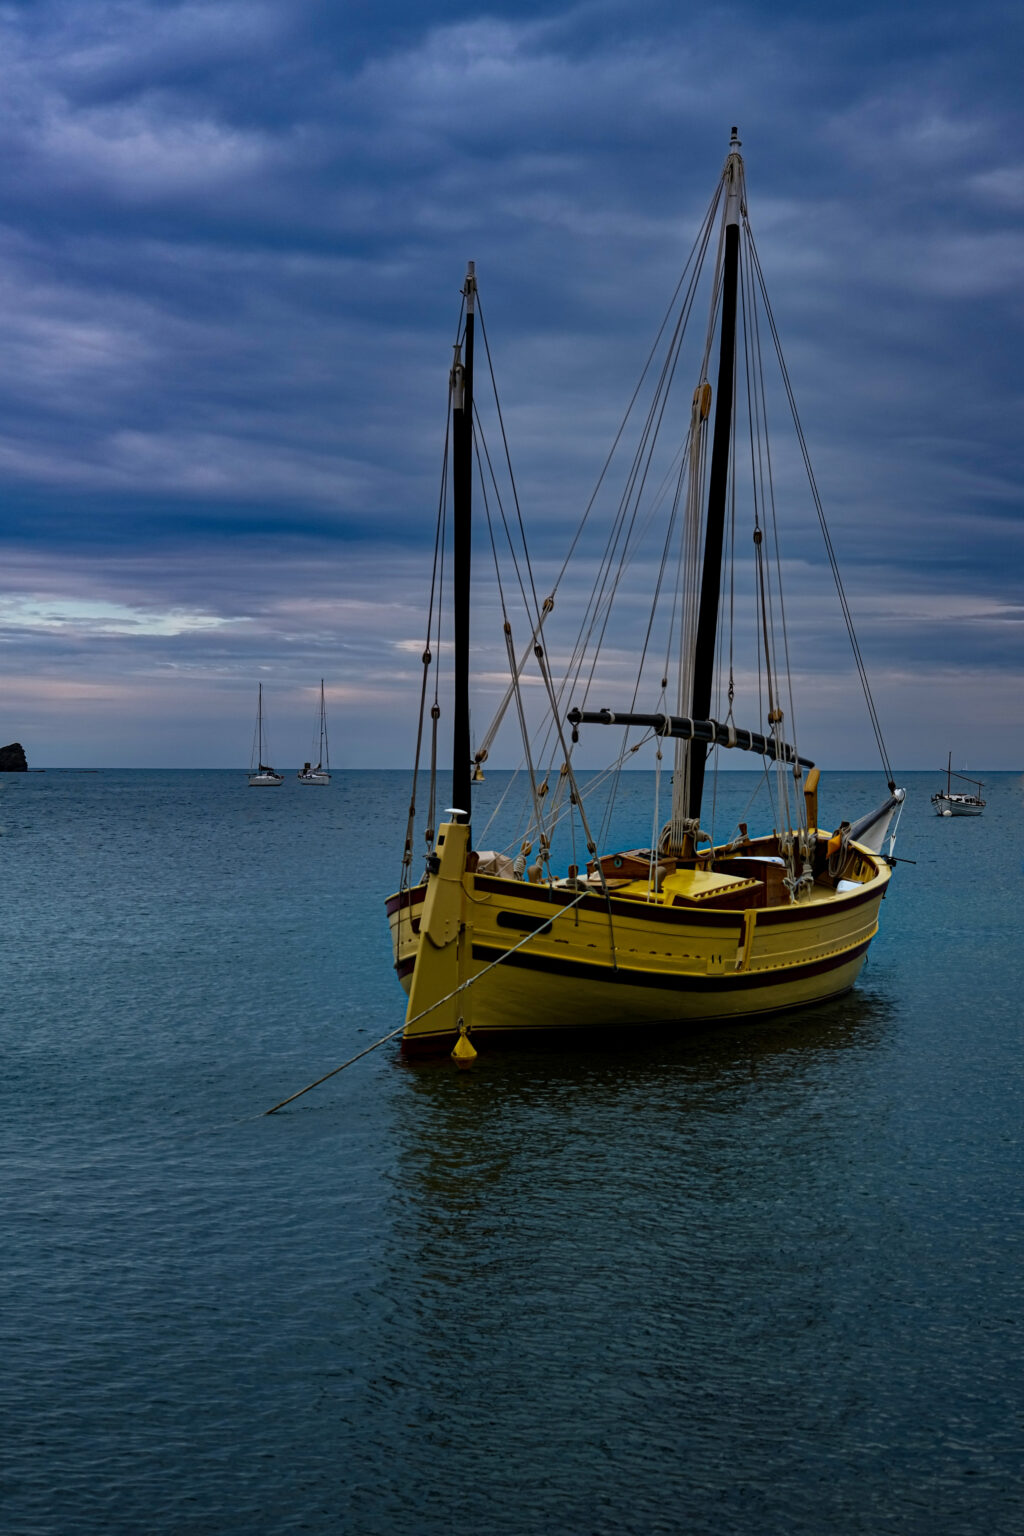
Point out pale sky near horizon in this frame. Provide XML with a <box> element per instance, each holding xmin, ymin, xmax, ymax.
<box><xmin>0</xmin><ymin>0</ymin><xmax>1021</xmax><ymax>771</ymax></box>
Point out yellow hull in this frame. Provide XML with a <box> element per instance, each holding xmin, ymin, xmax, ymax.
<box><xmin>386</xmin><ymin>823</ymin><xmax>890</xmax><ymax>1053</ymax></box>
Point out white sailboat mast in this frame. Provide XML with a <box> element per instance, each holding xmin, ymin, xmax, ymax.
<box><xmin>319</xmin><ymin>679</ymin><xmax>329</xmax><ymax>770</ymax></box>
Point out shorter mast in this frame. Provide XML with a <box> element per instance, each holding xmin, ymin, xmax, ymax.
<box><xmin>451</xmin><ymin>261</ymin><xmax>475</xmax><ymax>836</ymax></box>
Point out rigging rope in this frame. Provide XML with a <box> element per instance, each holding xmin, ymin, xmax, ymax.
<box><xmin>743</xmin><ymin>218</ymin><xmax>897</xmax><ymax>790</ymax></box>
<box><xmin>477</xmin><ymin>297</ymin><xmax>543</xmax><ymax>629</ymax></box>
<box><xmin>400</xmin><ymin>374</ymin><xmax>453</xmax><ymax>891</ymax></box>
<box><xmin>477</xmin><ymin>438</ymin><xmax>549</xmax><ymax>865</ymax></box>
<box><xmin>266</xmin><ymin>886</ymin><xmax>597</xmax><ymax>1114</ymax></box>
<box><xmin>409</xmin><ymin>156</ymin><xmax>896</xmax><ymax>907</ymax></box>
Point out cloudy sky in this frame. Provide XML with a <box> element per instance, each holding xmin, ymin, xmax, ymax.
<box><xmin>0</xmin><ymin>0</ymin><xmax>1021</xmax><ymax>769</ymax></box>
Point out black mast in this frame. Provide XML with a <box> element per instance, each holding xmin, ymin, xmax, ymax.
<box><xmin>686</xmin><ymin>131</ymin><xmax>742</xmax><ymax>829</ymax></box>
<box><xmin>451</xmin><ymin>261</ymin><xmax>475</xmax><ymax>835</ymax></box>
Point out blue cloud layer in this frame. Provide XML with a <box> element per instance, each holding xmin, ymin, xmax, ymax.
<box><xmin>0</xmin><ymin>0</ymin><xmax>1021</xmax><ymax>767</ymax></box>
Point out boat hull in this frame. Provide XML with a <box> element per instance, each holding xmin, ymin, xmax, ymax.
<box><xmin>387</xmin><ymin>849</ymin><xmax>889</xmax><ymax>1054</ymax></box>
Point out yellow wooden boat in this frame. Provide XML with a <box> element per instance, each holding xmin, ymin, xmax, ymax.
<box><xmin>387</xmin><ymin>130</ymin><xmax>904</xmax><ymax>1056</ymax></box>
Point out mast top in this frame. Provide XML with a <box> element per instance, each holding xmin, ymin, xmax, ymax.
<box><xmin>725</xmin><ymin>127</ymin><xmax>743</xmax><ymax>227</ymax></box>
<box><xmin>463</xmin><ymin>260</ymin><xmax>476</xmax><ymax>312</ymax></box>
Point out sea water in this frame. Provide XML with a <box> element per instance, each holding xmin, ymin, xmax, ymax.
<box><xmin>0</xmin><ymin>769</ymin><xmax>1021</xmax><ymax>1535</ymax></box>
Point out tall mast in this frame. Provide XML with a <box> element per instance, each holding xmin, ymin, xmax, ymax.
<box><xmin>451</xmin><ymin>261</ymin><xmax>475</xmax><ymax>835</ymax></box>
<box><xmin>258</xmin><ymin>682</ymin><xmax>263</xmax><ymax>765</ymax></box>
<box><xmin>684</xmin><ymin>128</ymin><xmax>743</xmax><ymax>833</ymax></box>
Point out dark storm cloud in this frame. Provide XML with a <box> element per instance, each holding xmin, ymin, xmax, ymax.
<box><xmin>0</xmin><ymin>0</ymin><xmax>1021</xmax><ymax>766</ymax></box>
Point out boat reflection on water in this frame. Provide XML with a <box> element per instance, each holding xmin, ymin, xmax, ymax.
<box><xmin>390</xmin><ymin>985</ymin><xmax>898</xmax><ymax>1211</ymax></box>
<box><xmin>374</xmin><ymin>984</ymin><xmax>902</xmax><ymax>1531</ymax></box>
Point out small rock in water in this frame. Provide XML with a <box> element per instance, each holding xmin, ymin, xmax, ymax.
<box><xmin>0</xmin><ymin>742</ymin><xmax>28</xmax><ymax>772</ymax></box>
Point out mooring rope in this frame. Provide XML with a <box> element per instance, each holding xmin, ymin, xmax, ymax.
<box><xmin>263</xmin><ymin>887</ymin><xmax>593</xmax><ymax>1114</ymax></box>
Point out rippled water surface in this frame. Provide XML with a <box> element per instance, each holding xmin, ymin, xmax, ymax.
<box><xmin>1</xmin><ymin>769</ymin><xmax>1021</xmax><ymax>1534</ymax></box>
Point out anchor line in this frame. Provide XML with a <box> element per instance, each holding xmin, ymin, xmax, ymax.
<box><xmin>265</xmin><ymin>886</ymin><xmax>593</xmax><ymax>1114</ymax></box>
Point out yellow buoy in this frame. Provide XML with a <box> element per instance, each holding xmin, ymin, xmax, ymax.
<box><xmin>451</xmin><ymin>1020</ymin><xmax>477</xmax><ymax>1065</ymax></box>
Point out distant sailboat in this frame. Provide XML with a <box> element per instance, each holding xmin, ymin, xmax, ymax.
<box><xmin>298</xmin><ymin>681</ymin><xmax>331</xmax><ymax>785</ymax></box>
<box><xmin>248</xmin><ymin>684</ymin><xmax>284</xmax><ymax>787</ymax></box>
<box><xmin>932</xmin><ymin>752</ymin><xmax>984</xmax><ymax>816</ymax></box>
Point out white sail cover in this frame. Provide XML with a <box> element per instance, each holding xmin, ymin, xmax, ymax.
<box><xmin>848</xmin><ymin>789</ymin><xmax>906</xmax><ymax>853</ymax></box>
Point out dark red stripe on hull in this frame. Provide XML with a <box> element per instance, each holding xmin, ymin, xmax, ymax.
<box><xmin>468</xmin><ymin>936</ymin><xmax>871</xmax><ymax>992</ymax></box>
<box><xmin>474</xmin><ymin>873</ymin><xmax>880</xmax><ymax>926</ymax></box>
<box><xmin>389</xmin><ymin>875</ymin><xmax>880</xmax><ymax>928</ymax></box>
<box><xmin>385</xmin><ymin>887</ymin><xmax>425</xmax><ymax>918</ymax></box>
